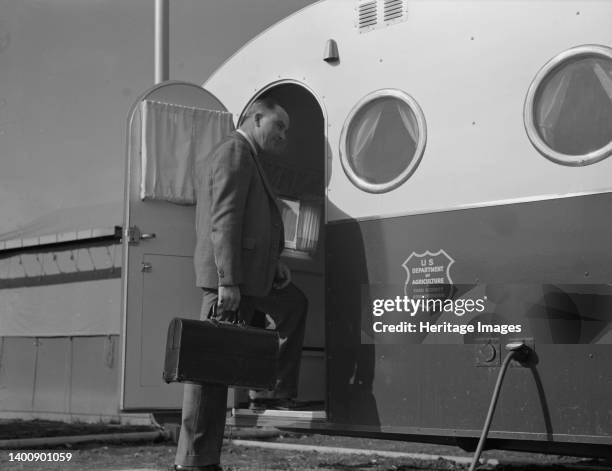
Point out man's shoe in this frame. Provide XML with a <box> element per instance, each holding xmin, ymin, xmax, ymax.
<box><xmin>173</xmin><ymin>464</ymin><xmax>222</xmax><ymax>471</ymax></box>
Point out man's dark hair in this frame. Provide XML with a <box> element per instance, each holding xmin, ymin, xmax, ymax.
<box><xmin>239</xmin><ymin>96</ymin><xmax>282</xmax><ymax>127</ymax></box>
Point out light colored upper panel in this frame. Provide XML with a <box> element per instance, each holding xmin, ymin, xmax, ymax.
<box><xmin>204</xmin><ymin>0</ymin><xmax>612</xmax><ymax>222</ymax></box>
<box><xmin>0</xmin><ymin>279</ymin><xmax>121</xmax><ymax>336</ymax></box>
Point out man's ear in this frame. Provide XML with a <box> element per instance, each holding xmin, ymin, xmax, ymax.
<box><xmin>253</xmin><ymin>112</ymin><xmax>263</xmax><ymax>127</ymax></box>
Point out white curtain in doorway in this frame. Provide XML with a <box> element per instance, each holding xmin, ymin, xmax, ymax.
<box><xmin>296</xmin><ymin>198</ymin><xmax>322</xmax><ymax>253</ymax></box>
<box><xmin>140</xmin><ymin>100</ymin><xmax>234</xmax><ymax>204</ymax></box>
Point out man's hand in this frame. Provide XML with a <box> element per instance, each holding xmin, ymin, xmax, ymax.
<box><xmin>218</xmin><ymin>285</ymin><xmax>241</xmax><ymax>314</ymax></box>
<box><xmin>273</xmin><ymin>260</ymin><xmax>291</xmax><ymax>290</ymax></box>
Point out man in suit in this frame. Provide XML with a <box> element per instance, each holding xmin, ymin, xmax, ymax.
<box><xmin>174</xmin><ymin>97</ymin><xmax>308</xmax><ymax>471</ymax></box>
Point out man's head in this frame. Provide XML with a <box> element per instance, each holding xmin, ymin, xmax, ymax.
<box><xmin>239</xmin><ymin>97</ymin><xmax>289</xmax><ymax>155</ymax></box>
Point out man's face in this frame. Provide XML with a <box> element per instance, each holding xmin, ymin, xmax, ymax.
<box><xmin>255</xmin><ymin>106</ymin><xmax>289</xmax><ymax>155</ymax></box>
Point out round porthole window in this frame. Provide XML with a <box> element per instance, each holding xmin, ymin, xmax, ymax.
<box><xmin>340</xmin><ymin>89</ymin><xmax>427</xmax><ymax>193</ymax></box>
<box><xmin>524</xmin><ymin>45</ymin><xmax>612</xmax><ymax>166</ymax></box>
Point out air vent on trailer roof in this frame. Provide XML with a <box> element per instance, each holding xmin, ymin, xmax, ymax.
<box><xmin>384</xmin><ymin>0</ymin><xmax>404</xmax><ymax>22</ymax></box>
<box><xmin>358</xmin><ymin>1</ymin><xmax>378</xmax><ymax>30</ymax></box>
<box><xmin>356</xmin><ymin>0</ymin><xmax>407</xmax><ymax>33</ymax></box>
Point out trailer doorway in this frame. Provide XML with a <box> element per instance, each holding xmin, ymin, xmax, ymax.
<box><xmin>231</xmin><ymin>82</ymin><xmax>327</xmax><ymax>424</ymax></box>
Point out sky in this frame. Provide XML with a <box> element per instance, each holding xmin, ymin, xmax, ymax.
<box><xmin>0</xmin><ymin>0</ymin><xmax>316</xmax><ymax>236</ymax></box>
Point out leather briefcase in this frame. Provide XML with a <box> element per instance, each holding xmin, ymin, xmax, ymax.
<box><xmin>163</xmin><ymin>316</ymin><xmax>280</xmax><ymax>389</ymax></box>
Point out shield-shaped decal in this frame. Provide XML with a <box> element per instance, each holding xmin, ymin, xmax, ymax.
<box><xmin>402</xmin><ymin>249</ymin><xmax>455</xmax><ymax>299</ymax></box>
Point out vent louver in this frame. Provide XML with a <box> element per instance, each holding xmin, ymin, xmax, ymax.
<box><xmin>358</xmin><ymin>1</ymin><xmax>378</xmax><ymax>30</ymax></box>
<box><xmin>356</xmin><ymin>0</ymin><xmax>407</xmax><ymax>33</ymax></box>
<box><xmin>383</xmin><ymin>0</ymin><xmax>404</xmax><ymax>21</ymax></box>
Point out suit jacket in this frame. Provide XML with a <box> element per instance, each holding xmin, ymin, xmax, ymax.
<box><xmin>194</xmin><ymin>131</ymin><xmax>285</xmax><ymax>296</ymax></box>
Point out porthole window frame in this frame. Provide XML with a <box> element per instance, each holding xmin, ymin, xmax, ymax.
<box><xmin>524</xmin><ymin>44</ymin><xmax>612</xmax><ymax>166</ymax></box>
<box><xmin>339</xmin><ymin>89</ymin><xmax>427</xmax><ymax>193</ymax></box>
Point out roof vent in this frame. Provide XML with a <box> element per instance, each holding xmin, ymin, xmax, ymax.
<box><xmin>383</xmin><ymin>0</ymin><xmax>405</xmax><ymax>22</ymax></box>
<box><xmin>357</xmin><ymin>1</ymin><xmax>378</xmax><ymax>31</ymax></box>
<box><xmin>356</xmin><ymin>0</ymin><xmax>407</xmax><ymax>33</ymax></box>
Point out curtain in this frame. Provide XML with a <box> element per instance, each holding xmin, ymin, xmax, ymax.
<box><xmin>536</xmin><ymin>69</ymin><xmax>571</xmax><ymax>143</ymax></box>
<box><xmin>295</xmin><ymin>198</ymin><xmax>322</xmax><ymax>253</ymax></box>
<box><xmin>350</xmin><ymin>101</ymin><xmax>385</xmax><ymax>173</ymax></box>
<box><xmin>593</xmin><ymin>61</ymin><xmax>612</xmax><ymax>101</ymax></box>
<box><xmin>395</xmin><ymin>102</ymin><xmax>419</xmax><ymax>144</ymax></box>
<box><xmin>278</xmin><ymin>199</ymin><xmax>299</xmax><ymax>249</ymax></box>
<box><xmin>278</xmin><ymin>197</ymin><xmax>322</xmax><ymax>254</ymax></box>
<box><xmin>140</xmin><ymin>100</ymin><xmax>234</xmax><ymax>204</ymax></box>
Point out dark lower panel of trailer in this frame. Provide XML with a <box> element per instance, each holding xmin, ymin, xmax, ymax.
<box><xmin>326</xmin><ymin>193</ymin><xmax>612</xmax><ymax>445</ymax></box>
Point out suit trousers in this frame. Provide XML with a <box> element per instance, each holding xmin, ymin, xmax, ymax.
<box><xmin>174</xmin><ymin>282</ymin><xmax>308</xmax><ymax>467</ymax></box>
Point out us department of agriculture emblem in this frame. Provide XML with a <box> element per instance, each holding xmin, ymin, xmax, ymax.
<box><xmin>402</xmin><ymin>249</ymin><xmax>455</xmax><ymax>300</ymax></box>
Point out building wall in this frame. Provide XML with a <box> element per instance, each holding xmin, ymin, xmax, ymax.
<box><xmin>0</xmin><ymin>335</ymin><xmax>144</xmax><ymax>423</ymax></box>
<box><xmin>0</xmin><ymin>238</ymin><xmax>131</xmax><ymax>422</ymax></box>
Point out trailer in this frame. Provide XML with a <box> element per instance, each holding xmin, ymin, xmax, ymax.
<box><xmin>121</xmin><ymin>0</ymin><xmax>612</xmax><ymax>458</ymax></box>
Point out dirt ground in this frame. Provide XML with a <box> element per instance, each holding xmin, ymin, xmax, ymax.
<box><xmin>1</xmin><ymin>420</ymin><xmax>610</xmax><ymax>471</ymax></box>
<box><xmin>1</xmin><ymin>441</ymin><xmax>465</xmax><ymax>471</ymax></box>
<box><xmin>2</xmin><ymin>440</ymin><xmax>609</xmax><ymax>471</ymax></box>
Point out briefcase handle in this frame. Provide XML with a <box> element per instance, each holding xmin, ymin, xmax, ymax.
<box><xmin>208</xmin><ymin>303</ymin><xmax>245</xmax><ymax>326</ymax></box>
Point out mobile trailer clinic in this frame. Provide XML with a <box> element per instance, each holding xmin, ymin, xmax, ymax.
<box><xmin>122</xmin><ymin>0</ymin><xmax>612</xmax><ymax>459</ymax></box>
